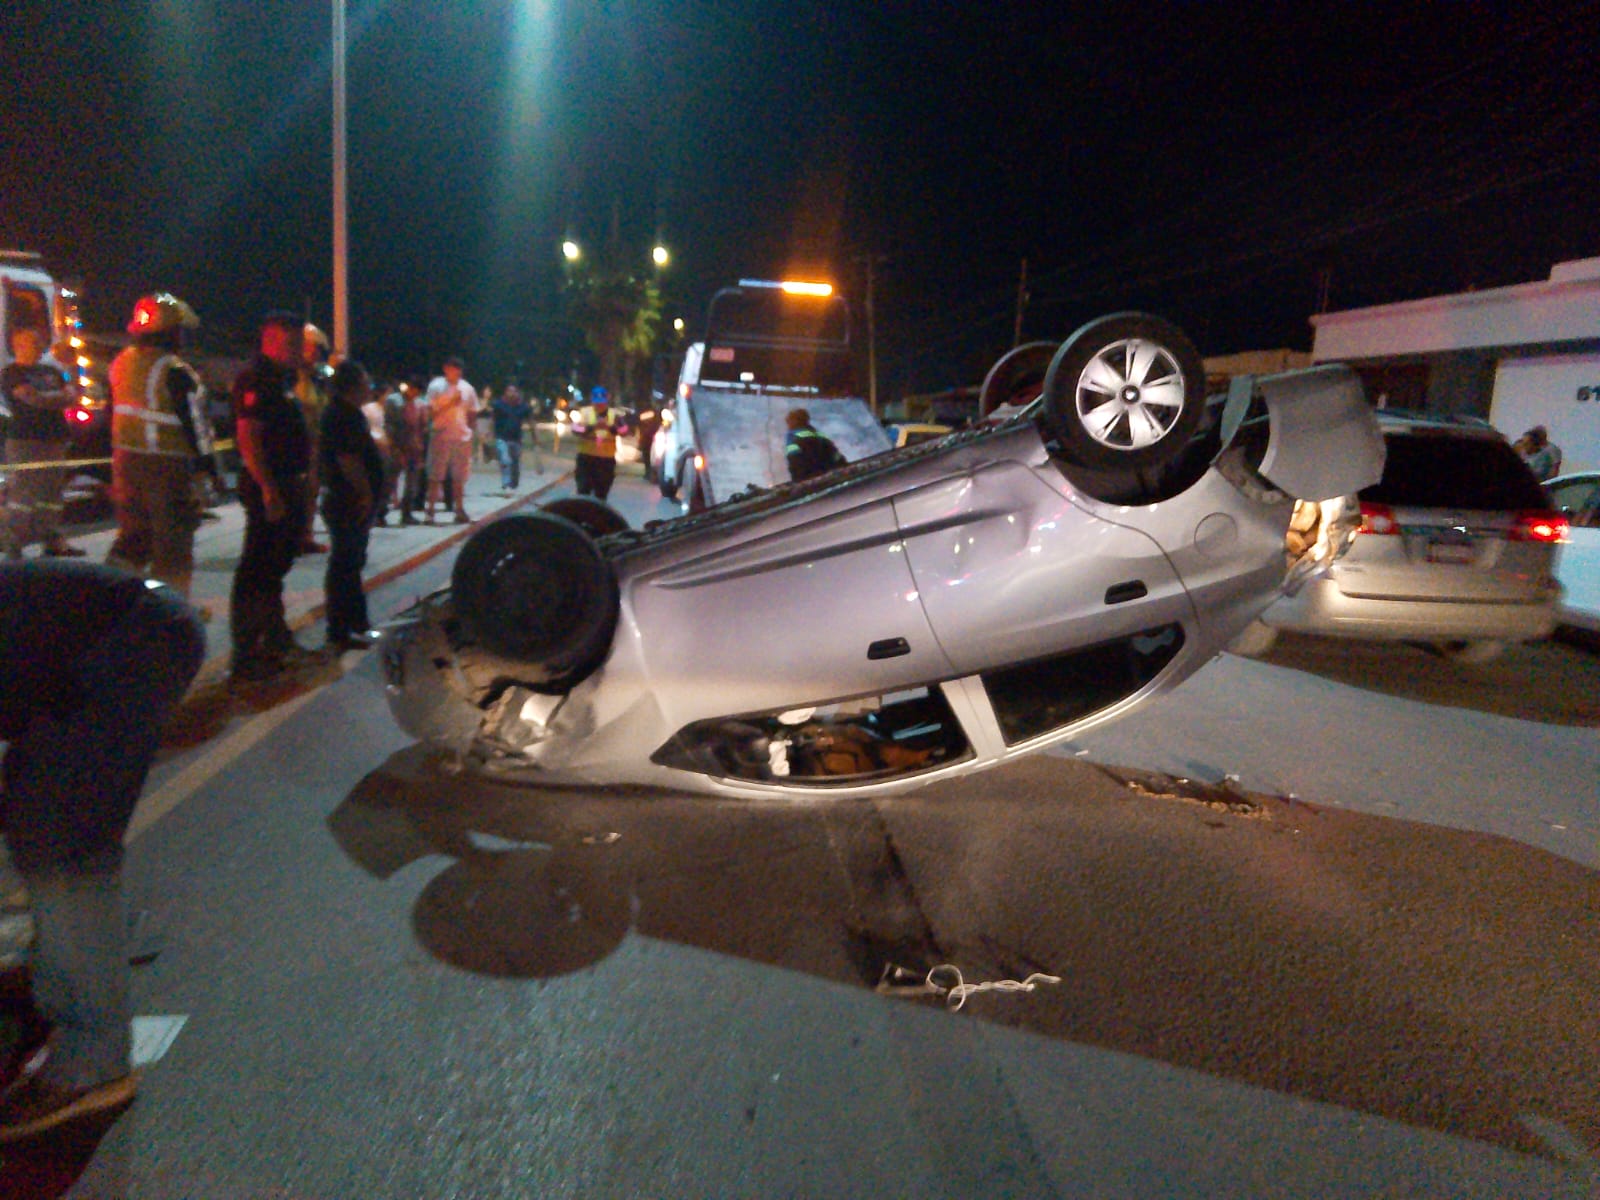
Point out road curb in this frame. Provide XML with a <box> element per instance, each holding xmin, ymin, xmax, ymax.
<box><xmin>192</xmin><ymin>469</ymin><xmax>574</xmax><ymax>685</ymax></box>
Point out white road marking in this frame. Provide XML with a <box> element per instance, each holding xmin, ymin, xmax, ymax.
<box><xmin>127</xmin><ymin>687</ymin><xmax>324</xmax><ymax>843</ymax></box>
<box><xmin>131</xmin><ymin>1015</ymin><xmax>188</xmax><ymax>1067</ymax></box>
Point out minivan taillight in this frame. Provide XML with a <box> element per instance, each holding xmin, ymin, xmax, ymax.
<box><xmin>1358</xmin><ymin>502</ymin><xmax>1398</xmax><ymax>535</ymax></box>
<box><xmin>1511</xmin><ymin>512</ymin><xmax>1569</xmax><ymax>544</ymax></box>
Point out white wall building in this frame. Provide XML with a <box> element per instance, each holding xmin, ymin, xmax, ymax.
<box><xmin>1310</xmin><ymin>257</ymin><xmax>1600</xmax><ymax>472</ymax></box>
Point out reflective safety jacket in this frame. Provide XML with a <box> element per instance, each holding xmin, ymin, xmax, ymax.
<box><xmin>572</xmin><ymin>405</ymin><xmax>621</xmax><ymax>459</ymax></box>
<box><xmin>296</xmin><ymin>364</ymin><xmax>331</xmax><ymax>436</ymax></box>
<box><xmin>784</xmin><ymin>425</ymin><xmax>845</xmax><ymax>482</ymax></box>
<box><xmin>110</xmin><ymin>345</ymin><xmax>213</xmax><ymax>459</ymax></box>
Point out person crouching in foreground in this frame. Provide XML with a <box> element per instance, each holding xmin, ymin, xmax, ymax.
<box><xmin>0</xmin><ymin>561</ymin><xmax>204</xmax><ymax>1141</ymax></box>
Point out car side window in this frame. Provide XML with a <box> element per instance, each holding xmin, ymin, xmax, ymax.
<box><xmin>1578</xmin><ymin>485</ymin><xmax>1600</xmax><ymax>529</ymax></box>
<box><xmin>1550</xmin><ymin>481</ymin><xmax>1600</xmax><ymax>528</ymax></box>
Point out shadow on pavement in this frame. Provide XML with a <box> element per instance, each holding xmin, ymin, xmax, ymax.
<box><xmin>0</xmin><ymin>1109</ymin><xmax>124</xmax><ymax>1199</ymax></box>
<box><xmin>328</xmin><ymin>748</ymin><xmax>1600</xmax><ymax>1165</ymax></box>
<box><xmin>158</xmin><ymin>657</ymin><xmax>350</xmax><ymax>753</ymax></box>
<box><xmin>1255</xmin><ymin>632</ymin><xmax>1600</xmax><ymax>727</ymax></box>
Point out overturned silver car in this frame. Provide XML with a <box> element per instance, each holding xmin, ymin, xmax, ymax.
<box><xmin>380</xmin><ymin>313</ymin><xmax>1383</xmax><ymax>799</ymax></box>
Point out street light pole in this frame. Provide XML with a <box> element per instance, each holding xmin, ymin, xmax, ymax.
<box><xmin>331</xmin><ymin>0</ymin><xmax>349</xmax><ymax>359</ymax></box>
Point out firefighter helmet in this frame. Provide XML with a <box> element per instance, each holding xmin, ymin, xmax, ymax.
<box><xmin>127</xmin><ymin>293</ymin><xmax>200</xmax><ymax>336</ymax></box>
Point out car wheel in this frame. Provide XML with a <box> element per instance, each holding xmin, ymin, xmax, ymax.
<box><xmin>1227</xmin><ymin>620</ymin><xmax>1279</xmax><ymax>658</ymax></box>
<box><xmin>540</xmin><ymin>496</ymin><xmax>630</xmax><ymax>538</ymax></box>
<box><xmin>681</xmin><ymin>455</ymin><xmax>708</xmax><ymax>513</ymax></box>
<box><xmin>1437</xmin><ymin>639</ymin><xmax>1506</xmax><ymax>665</ymax></box>
<box><xmin>977</xmin><ymin>341</ymin><xmax>1057</xmax><ymax>419</ymax></box>
<box><xmin>657</xmin><ymin>466</ymin><xmax>679</xmax><ymax>501</ymax></box>
<box><xmin>450</xmin><ymin>513</ymin><xmax>618</xmax><ymax>677</ymax></box>
<box><xmin>1042</xmin><ymin>312</ymin><xmax>1206</xmax><ymax>472</ymax></box>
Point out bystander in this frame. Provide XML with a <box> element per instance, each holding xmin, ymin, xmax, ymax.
<box><xmin>424</xmin><ymin>357</ymin><xmax>479</xmax><ymax>525</ymax></box>
<box><xmin>319</xmin><ymin>361</ymin><xmax>385</xmax><ymax>650</ymax></box>
<box><xmin>1</xmin><ymin>328</ymin><xmax>80</xmax><ymax>561</ymax></box>
<box><xmin>491</xmin><ymin>380</ymin><xmax>533</xmax><ymax>491</ymax></box>
<box><xmin>0</xmin><ymin>561</ymin><xmax>204</xmax><ymax>1141</ymax></box>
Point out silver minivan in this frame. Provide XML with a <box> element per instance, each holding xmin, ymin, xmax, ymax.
<box><xmin>1236</xmin><ymin>412</ymin><xmax>1565</xmax><ymax>662</ymax></box>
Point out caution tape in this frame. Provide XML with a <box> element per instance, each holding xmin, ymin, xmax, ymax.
<box><xmin>1</xmin><ymin>440</ymin><xmax>236</xmax><ymax>474</ymax></box>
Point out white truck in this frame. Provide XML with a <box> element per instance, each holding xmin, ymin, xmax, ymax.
<box><xmin>0</xmin><ymin>250</ymin><xmax>89</xmax><ymax>391</ymax></box>
<box><xmin>650</xmin><ymin>279</ymin><xmax>891</xmax><ymax>509</ymax></box>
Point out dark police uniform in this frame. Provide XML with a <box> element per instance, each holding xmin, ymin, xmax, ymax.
<box><xmin>318</xmin><ymin>397</ymin><xmax>385</xmax><ymax>642</ymax></box>
<box><xmin>229</xmin><ymin>355</ymin><xmax>311</xmax><ymax>676</ymax></box>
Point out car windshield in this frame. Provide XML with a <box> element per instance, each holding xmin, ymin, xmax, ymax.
<box><xmin>699</xmin><ymin>287</ymin><xmax>860</xmax><ymax>395</ymax></box>
<box><xmin>1361</xmin><ymin>432</ymin><xmax>1548</xmax><ymax>510</ymax></box>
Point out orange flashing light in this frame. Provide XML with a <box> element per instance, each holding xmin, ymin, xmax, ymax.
<box><xmin>779</xmin><ymin>281</ymin><xmax>833</xmax><ymax>297</ymax></box>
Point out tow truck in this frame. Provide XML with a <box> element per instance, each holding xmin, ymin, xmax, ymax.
<box><xmin>650</xmin><ymin>279</ymin><xmax>892</xmax><ymax>509</ymax></box>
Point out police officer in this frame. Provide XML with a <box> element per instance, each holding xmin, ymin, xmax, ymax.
<box><xmin>229</xmin><ymin>312</ymin><xmax>315</xmax><ymax>682</ymax></box>
<box><xmin>784</xmin><ymin>407</ymin><xmax>845</xmax><ymax>482</ymax></box>
<box><xmin>0</xmin><ymin>561</ymin><xmax>204</xmax><ymax>1140</ymax></box>
<box><xmin>105</xmin><ymin>293</ymin><xmax>213</xmax><ymax>601</ymax></box>
<box><xmin>570</xmin><ymin>386</ymin><xmax>626</xmax><ymax>500</ymax></box>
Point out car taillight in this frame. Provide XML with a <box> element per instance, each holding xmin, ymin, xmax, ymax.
<box><xmin>1358</xmin><ymin>502</ymin><xmax>1398</xmax><ymax>535</ymax></box>
<box><xmin>71</xmin><ymin>407</ymin><xmax>92</xmax><ymax>424</ymax></box>
<box><xmin>1511</xmin><ymin>511</ymin><xmax>1568</xmax><ymax>544</ymax></box>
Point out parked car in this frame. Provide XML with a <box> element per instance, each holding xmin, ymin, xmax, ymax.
<box><xmin>1232</xmin><ymin>411</ymin><xmax>1566</xmax><ymax>662</ymax></box>
<box><xmin>1545</xmin><ymin>471</ymin><xmax>1600</xmax><ymax>634</ymax></box>
<box><xmin>378</xmin><ymin>313</ymin><xmax>1383</xmax><ymax>801</ymax></box>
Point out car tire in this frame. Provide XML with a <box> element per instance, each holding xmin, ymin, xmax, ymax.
<box><xmin>977</xmin><ymin>341</ymin><xmax>1057</xmax><ymax>419</ymax></box>
<box><xmin>1227</xmin><ymin>620</ymin><xmax>1279</xmax><ymax>658</ymax></box>
<box><xmin>450</xmin><ymin>513</ymin><xmax>618</xmax><ymax>677</ymax></box>
<box><xmin>657</xmin><ymin>465</ymin><xmax>679</xmax><ymax>501</ymax></box>
<box><xmin>1042</xmin><ymin>312</ymin><xmax>1206</xmax><ymax>473</ymax></box>
<box><xmin>541</xmin><ymin>495</ymin><xmax>630</xmax><ymax>538</ymax></box>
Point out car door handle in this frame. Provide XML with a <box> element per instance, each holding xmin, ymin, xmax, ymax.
<box><xmin>1104</xmin><ymin>580</ymin><xmax>1148</xmax><ymax>605</ymax></box>
<box><xmin>867</xmin><ymin>637</ymin><xmax>911</xmax><ymax>660</ymax></box>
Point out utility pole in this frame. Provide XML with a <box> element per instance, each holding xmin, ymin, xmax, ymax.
<box><xmin>855</xmin><ymin>252</ymin><xmax>888</xmax><ymax>418</ymax></box>
<box><xmin>866</xmin><ymin>255</ymin><xmax>879</xmax><ymax>418</ymax></box>
<box><xmin>1012</xmin><ymin>257</ymin><xmax>1029</xmax><ymax>347</ymax></box>
<box><xmin>331</xmin><ymin>0</ymin><xmax>349</xmax><ymax>359</ymax></box>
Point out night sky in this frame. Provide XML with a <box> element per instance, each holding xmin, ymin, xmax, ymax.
<box><xmin>3</xmin><ymin>0</ymin><xmax>1597</xmax><ymax>397</ymax></box>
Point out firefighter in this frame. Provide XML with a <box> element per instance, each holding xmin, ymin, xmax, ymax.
<box><xmin>570</xmin><ymin>386</ymin><xmax>627</xmax><ymax>500</ymax></box>
<box><xmin>295</xmin><ymin>323</ymin><xmax>332</xmax><ymax>554</ymax></box>
<box><xmin>105</xmin><ymin>293</ymin><xmax>214</xmax><ymax>601</ymax></box>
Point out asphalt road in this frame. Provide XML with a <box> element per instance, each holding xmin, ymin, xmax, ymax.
<box><xmin>4</xmin><ymin>473</ymin><xmax>1598</xmax><ymax>1197</ymax></box>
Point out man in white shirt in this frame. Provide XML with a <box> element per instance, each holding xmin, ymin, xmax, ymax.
<box><xmin>424</xmin><ymin>356</ymin><xmax>479</xmax><ymax>524</ymax></box>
